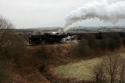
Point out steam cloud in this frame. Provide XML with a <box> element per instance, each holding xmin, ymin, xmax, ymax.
<box><xmin>64</xmin><ymin>0</ymin><xmax>125</xmax><ymax>32</ymax></box>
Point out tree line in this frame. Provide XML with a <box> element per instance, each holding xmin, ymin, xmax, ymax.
<box><xmin>75</xmin><ymin>32</ymin><xmax>124</xmax><ymax>57</ymax></box>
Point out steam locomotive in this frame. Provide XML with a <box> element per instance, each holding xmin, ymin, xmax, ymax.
<box><xmin>28</xmin><ymin>30</ymin><xmax>125</xmax><ymax>45</ymax></box>
<box><xmin>29</xmin><ymin>32</ymin><xmax>76</xmax><ymax>45</ymax></box>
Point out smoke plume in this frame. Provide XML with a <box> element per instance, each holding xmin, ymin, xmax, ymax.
<box><xmin>64</xmin><ymin>0</ymin><xmax>125</xmax><ymax>32</ymax></box>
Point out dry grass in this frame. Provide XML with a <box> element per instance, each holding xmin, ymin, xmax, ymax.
<box><xmin>54</xmin><ymin>48</ymin><xmax>125</xmax><ymax>81</ymax></box>
<box><xmin>54</xmin><ymin>57</ymin><xmax>102</xmax><ymax>81</ymax></box>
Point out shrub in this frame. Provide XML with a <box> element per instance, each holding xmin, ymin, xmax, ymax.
<box><xmin>76</xmin><ymin>39</ymin><xmax>91</xmax><ymax>56</ymax></box>
<box><xmin>0</xmin><ymin>61</ymin><xmax>12</xmax><ymax>83</ymax></box>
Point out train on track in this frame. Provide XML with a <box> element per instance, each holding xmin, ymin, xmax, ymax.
<box><xmin>28</xmin><ymin>32</ymin><xmax>77</xmax><ymax>45</ymax></box>
<box><xmin>28</xmin><ymin>31</ymin><xmax>125</xmax><ymax>45</ymax></box>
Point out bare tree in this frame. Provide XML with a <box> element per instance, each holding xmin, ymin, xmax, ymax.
<box><xmin>0</xmin><ymin>16</ymin><xmax>27</xmax><ymax>65</ymax></box>
<box><xmin>103</xmin><ymin>55</ymin><xmax>121</xmax><ymax>83</ymax></box>
<box><xmin>0</xmin><ymin>15</ymin><xmax>27</xmax><ymax>82</ymax></box>
<box><xmin>119</xmin><ymin>59</ymin><xmax>125</xmax><ymax>83</ymax></box>
<box><xmin>0</xmin><ymin>16</ymin><xmax>14</xmax><ymax>60</ymax></box>
<box><xmin>93</xmin><ymin>55</ymin><xmax>125</xmax><ymax>83</ymax></box>
<box><xmin>0</xmin><ymin>15</ymin><xmax>15</xmax><ymax>83</ymax></box>
<box><xmin>94</xmin><ymin>63</ymin><xmax>106</xmax><ymax>83</ymax></box>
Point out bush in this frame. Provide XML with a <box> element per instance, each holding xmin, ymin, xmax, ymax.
<box><xmin>35</xmin><ymin>47</ymin><xmax>49</xmax><ymax>60</ymax></box>
<box><xmin>76</xmin><ymin>39</ymin><xmax>91</xmax><ymax>56</ymax></box>
<box><xmin>34</xmin><ymin>46</ymin><xmax>52</xmax><ymax>70</ymax></box>
<box><xmin>0</xmin><ymin>61</ymin><xmax>12</xmax><ymax>83</ymax></box>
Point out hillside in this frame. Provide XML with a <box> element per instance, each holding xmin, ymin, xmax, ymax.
<box><xmin>51</xmin><ymin>47</ymin><xmax>125</xmax><ymax>81</ymax></box>
<box><xmin>21</xmin><ymin>44</ymin><xmax>125</xmax><ymax>83</ymax></box>
<box><xmin>11</xmin><ymin>43</ymin><xmax>79</xmax><ymax>83</ymax></box>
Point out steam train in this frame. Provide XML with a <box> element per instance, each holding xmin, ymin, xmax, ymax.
<box><xmin>28</xmin><ymin>31</ymin><xmax>125</xmax><ymax>45</ymax></box>
<box><xmin>28</xmin><ymin>32</ymin><xmax>76</xmax><ymax>45</ymax></box>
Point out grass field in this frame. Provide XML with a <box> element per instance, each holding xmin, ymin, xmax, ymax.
<box><xmin>54</xmin><ymin>49</ymin><xmax>125</xmax><ymax>81</ymax></box>
<box><xmin>54</xmin><ymin>57</ymin><xmax>102</xmax><ymax>81</ymax></box>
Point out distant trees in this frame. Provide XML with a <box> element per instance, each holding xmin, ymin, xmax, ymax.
<box><xmin>75</xmin><ymin>32</ymin><xmax>122</xmax><ymax>57</ymax></box>
<box><xmin>101</xmin><ymin>32</ymin><xmax>121</xmax><ymax>51</ymax></box>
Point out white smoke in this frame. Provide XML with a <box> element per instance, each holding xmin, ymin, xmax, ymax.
<box><xmin>64</xmin><ymin>0</ymin><xmax>125</xmax><ymax>32</ymax></box>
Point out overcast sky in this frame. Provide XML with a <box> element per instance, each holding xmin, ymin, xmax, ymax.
<box><xmin>0</xmin><ymin>0</ymin><xmax>125</xmax><ymax>28</ymax></box>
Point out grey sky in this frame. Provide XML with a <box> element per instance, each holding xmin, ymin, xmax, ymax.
<box><xmin>0</xmin><ymin>0</ymin><xmax>125</xmax><ymax>28</ymax></box>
